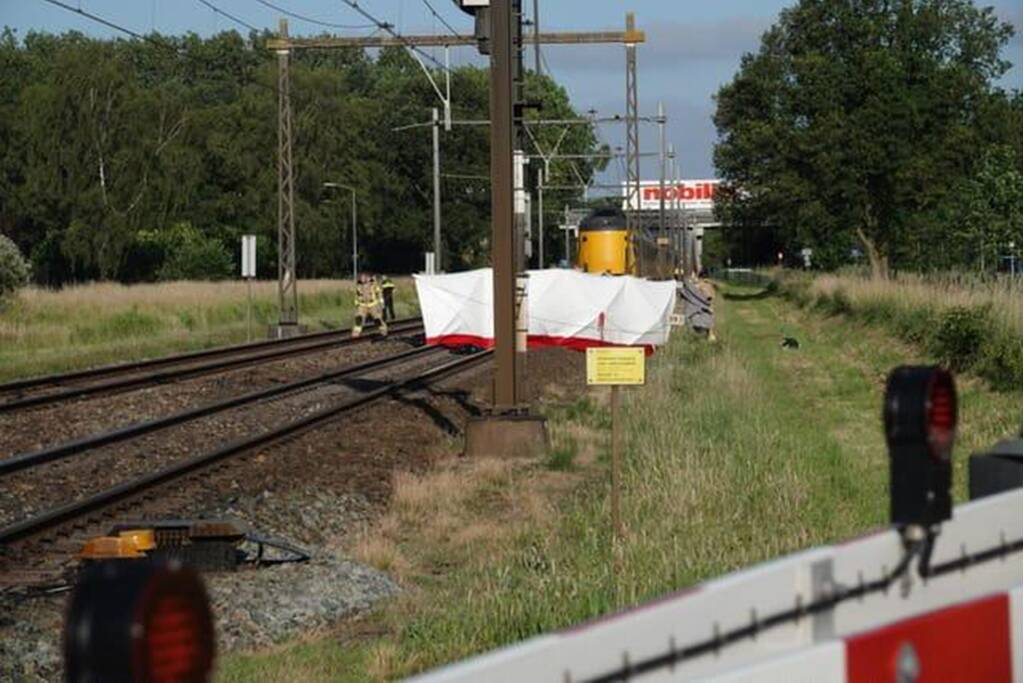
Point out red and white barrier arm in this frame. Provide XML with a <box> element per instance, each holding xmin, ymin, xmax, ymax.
<box><xmin>410</xmin><ymin>488</ymin><xmax>1022</xmax><ymax>682</ymax></box>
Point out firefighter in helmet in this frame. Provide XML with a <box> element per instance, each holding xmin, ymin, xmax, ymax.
<box><xmin>352</xmin><ymin>273</ymin><xmax>387</xmax><ymax>338</ymax></box>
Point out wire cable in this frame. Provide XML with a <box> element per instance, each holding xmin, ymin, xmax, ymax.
<box><xmin>252</xmin><ymin>0</ymin><xmax>375</xmax><ymax>30</ymax></box>
<box><xmin>195</xmin><ymin>0</ymin><xmax>260</xmax><ymax>32</ymax></box>
<box><xmin>419</xmin><ymin>0</ymin><xmax>466</xmax><ymax>39</ymax></box>
<box><xmin>39</xmin><ymin>0</ymin><xmax>148</xmax><ymax>39</ymax></box>
<box><xmin>335</xmin><ymin>0</ymin><xmax>452</xmax><ymax>72</ymax></box>
<box><xmin>37</xmin><ymin>0</ymin><xmax>295</xmax><ymax>103</ymax></box>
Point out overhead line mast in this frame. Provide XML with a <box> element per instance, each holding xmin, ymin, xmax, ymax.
<box><xmin>267</xmin><ymin>7</ymin><xmax>645</xmax><ymax>452</ymax></box>
<box><xmin>274</xmin><ymin>18</ymin><xmax>298</xmax><ymax>336</ymax></box>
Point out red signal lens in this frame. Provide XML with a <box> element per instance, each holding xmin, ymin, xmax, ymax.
<box><xmin>144</xmin><ymin>594</ymin><xmax>206</xmax><ymax>682</ymax></box>
<box><xmin>926</xmin><ymin>371</ymin><xmax>957</xmax><ymax>461</ymax></box>
<box><xmin>133</xmin><ymin>569</ymin><xmax>215</xmax><ymax>683</ymax></box>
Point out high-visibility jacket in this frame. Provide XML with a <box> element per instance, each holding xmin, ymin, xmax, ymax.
<box><xmin>380</xmin><ymin>278</ymin><xmax>396</xmax><ymax>292</ymax></box>
<box><xmin>355</xmin><ymin>281</ymin><xmax>379</xmax><ymax>307</ymax></box>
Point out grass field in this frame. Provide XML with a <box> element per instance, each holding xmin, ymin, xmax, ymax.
<box><xmin>216</xmin><ymin>279</ymin><xmax>1021</xmax><ymax>681</ymax></box>
<box><xmin>775</xmin><ymin>270</ymin><xmax>1022</xmax><ymax>390</ymax></box>
<box><xmin>0</xmin><ymin>279</ymin><xmax>419</xmax><ymax>382</ymax></box>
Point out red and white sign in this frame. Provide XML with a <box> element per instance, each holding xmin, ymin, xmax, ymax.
<box><xmin>623</xmin><ymin>179</ymin><xmax>721</xmax><ymax>212</ymax></box>
<box><xmin>411</xmin><ymin>488</ymin><xmax>1022</xmax><ymax>682</ymax></box>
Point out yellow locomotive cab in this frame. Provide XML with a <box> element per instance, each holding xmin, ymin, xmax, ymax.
<box><xmin>577</xmin><ymin>209</ymin><xmax>633</xmax><ymax>275</ymax></box>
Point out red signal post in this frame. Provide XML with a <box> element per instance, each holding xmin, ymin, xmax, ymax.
<box><xmin>884</xmin><ymin>365</ymin><xmax>958</xmax><ymax>528</ymax></box>
<box><xmin>65</xmin><ymin>560</ymin><xmax>215</xmax><ymax>683</ymax></box>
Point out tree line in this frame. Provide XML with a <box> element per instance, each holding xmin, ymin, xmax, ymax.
<box><xmin>713</xmin><ymin>0</ymin><xmax>1022</xmax><ymax>275</ymax></box>
<box><xmin>0</xmin><ymin>28</ymin><xmax>598</xmax><ymax>286</ymax></box>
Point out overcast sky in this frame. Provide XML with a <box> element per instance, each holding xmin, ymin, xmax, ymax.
<box><xmin>4</xmin><ymin>0</ymin><xmax>1021</xmax><ymax>187</ymax></box>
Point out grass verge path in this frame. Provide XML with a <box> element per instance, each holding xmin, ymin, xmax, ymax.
<box><xmin>216</xmin><ymin>282</ymin><xmax>1020</xmax><ymax>681</ymax></box>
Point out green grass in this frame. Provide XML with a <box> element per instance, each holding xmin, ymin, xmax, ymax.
<box><xmin>774</xmin><ymin>271</ymin><xmax>1022</xmax><ymax>391</ymax></box>
<box><xmin>215</xmin><ymin>281</ymin><xmax>1021</xmax><ymax>681</ymax></box>
<box><xmin>0</xmin><ymin>279</ymin><xmax>420</xmax><ymax>382</ymax></box>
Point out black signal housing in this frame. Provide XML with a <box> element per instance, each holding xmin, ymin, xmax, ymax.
<box><xmin>65</xmin><ymin>559</ymin><xmax>215</xmax><ymax>683</ymax></box>
<box><xmin>884</xmin><ymin>365</ymin><xmax>958</xmax><ymax>527</ymax></box>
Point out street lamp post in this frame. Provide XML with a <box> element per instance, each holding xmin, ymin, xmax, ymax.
<box><xmin>323</xmin><ymin>182</ymin><xmax>358</xmax><ymax>283</ymax></box>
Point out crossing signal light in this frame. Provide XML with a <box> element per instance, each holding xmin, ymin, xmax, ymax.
<box><xmin>65</xmin><ymin>560</ymin><xmax>215</xmax><ymax>683</ymax></box>
<box><xmin>884</xmin><ymin>366</ymin><xmax>958</xmax><ymax>527</ymax></box>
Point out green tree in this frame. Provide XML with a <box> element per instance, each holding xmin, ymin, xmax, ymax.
<box><xmin>0</xmin><ymin>30</ymin><xmax>598</xmax><ymax>283</ymax></box>
<box><xmin>0</xmin><ymin>233</ymin><xmax>29</xmax><ymax>303</ymax></box>
<box><xmin>713</xmin><ymin>0</ymin><xmax>1018</xmax><ymax>275</ymax></box>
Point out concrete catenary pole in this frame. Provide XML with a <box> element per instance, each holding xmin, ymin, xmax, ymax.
<box><xmin>433</xmin><ymin>107</ymin><xmax>442</xmax><ymax>271</ymax></box>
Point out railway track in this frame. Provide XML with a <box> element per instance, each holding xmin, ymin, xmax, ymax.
<box><xmin>0</xmin><ymin>347</ymin><xmax>490</xmax><ymax>591</ymax></box>
<box><xmin>0</xmin><ymin>317</ymin><xmax>423</xmax><ymax>413</ymax></box>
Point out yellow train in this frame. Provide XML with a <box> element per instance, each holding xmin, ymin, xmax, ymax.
<box><xmin>576</xmin><ymin>208</ymin><xmax>666</xmax><ymax>277</ymax></box>
<box><xmin>576</xmin><ymin>208</ymin><xmax>633</xmax><ymax>275</ymax></box>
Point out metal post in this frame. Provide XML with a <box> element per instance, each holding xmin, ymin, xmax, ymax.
<box><xmin>276</xmin><ymin>19</ymin><xmax>298</xmax><ymax>328</ymax></box>
<box><xmin>532</xmin><ymin>0</ymin><xmax>541</xmax><ymax>74</ymax></box>
<box><xmin>611</xmin><ymin>384</ymin><xmax>623</xmax><ymax>540</ymax></box>
<box><xmin>351</xmin><ymin>188</ymin><xmax>358</xmax><ymax>283</ymax></box>
<box><xmin>490</xmin><ymin>0</ymin><xmax>519</xmax><ymax>409</ymax></box>
<box><xmin>432</xmin><ymin>107</ymin><xmax>442</xmax><ymax>272</ymax></box>
<box><xmin>624</xmin><ymin>13</ymin><xmax>641</xmax><ymax>275</ymax></box>
<box><xmin>657</xmin><ymin>101</ymin><xmax>667</xmax><ymax>278</ymax></box>
<box><xmin>564</xmin><ymin>204</ymin><xmax>570</xmax><ymax>267</ymax></box>
<box><xmin>246</xmin><ymin>278</ymin><xmax>253</xmax><ymax>342</ymax></box>
<box><xmin>537</xmin><ymin>167</ymin><xmax>544</xmax><ymax>268</ymax></box>
<box><xmin>672</xmin><ymin>148</ymin><xmax>682</xmax><ymax>275</ymax></box>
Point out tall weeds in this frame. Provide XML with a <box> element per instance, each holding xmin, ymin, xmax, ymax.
<box><xmin>776</xmin><ymin>272</ymin><xmax>1022</xmax><ymax>390</ymax></box>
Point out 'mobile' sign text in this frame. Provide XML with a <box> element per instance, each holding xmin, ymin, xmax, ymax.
<box><xmin>623</xmin><ymin>179</ymin><xmax>720</xmax><ymax>212</ymax></box>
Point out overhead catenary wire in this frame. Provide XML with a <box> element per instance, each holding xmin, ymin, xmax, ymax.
<box><xmin>36</xmin><ymin>0</ymin><xmax>312</xmax><ymax>104</ymax></box>
<box><xmin>418</xmin><ymin>0</ymin><xmax>466</xmax><ymax>39</ymax></box>
<box><xmin>335</xmin><ymin>0</ymin><xmax>452</xmax><ymax>73</ymax></box>
<box><xmin>253</xmin><ymin>0</ymin><xmax>375</xmax><ymax>30</ymax></box>
<box><xmin>195</xmin><ymin>0</ymin><xmax>259</xmax><ymax>32</ymax></box>
<box><xmin>39</xmin><ymin>0</ymin><xmax>149</xmax><ymax>39</ymax></box>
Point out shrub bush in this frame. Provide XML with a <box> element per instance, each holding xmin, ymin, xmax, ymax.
<box><xmin>157</xmin><ymin>238</ymin><xmax>233</xmax><ymax>281</ymax></box>
<box><xmin>929</xmin><ymin>306</ymin><xmax>990</xmax><ymax>372</ymax></box>
<box><xmin>0</xmin><ymin>234</ymin><xmax>30</xmax><ymax>303</ymax></box>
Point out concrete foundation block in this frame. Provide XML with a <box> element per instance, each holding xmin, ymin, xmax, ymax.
<box><xmin>463</xmin><ymin>413</ymin><xmax>548</xmax><ymax>459</ymax></box>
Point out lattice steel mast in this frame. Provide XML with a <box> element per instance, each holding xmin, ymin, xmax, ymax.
<box><xmin>275</xmin><ymin>19</ymin><xmax>298</xmax><ymax>333</ymax></box>
<box><xmin>624</xmin><ymin>12</ymin><xmax>641</xmax><ymax>275</ymax></box>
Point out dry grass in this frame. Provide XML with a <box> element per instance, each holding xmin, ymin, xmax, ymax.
<box><xmin>13</xmin><ymin>278</ymin><xmax>352</xmax><ymax>309</ymax></box>
<box><xmin>0</xmin><ymin>278</ymin><xmax>418</xmax><ymax>381</ymax></box>
<box><xmin>807</xmin><ymin>272</ymin><xmax>1022</xmax><ymax>338</ymax></box>
<box><xmin>777</xmin><ymin>270</ymin><xmax>1022</xmax><ymax>390</ymax></box>
<box><xmin>352</xmin><ymin>456</ymin><xmax>563</xmax><ymax>583</ymax></box>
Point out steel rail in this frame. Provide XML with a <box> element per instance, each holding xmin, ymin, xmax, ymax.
<box><xmin>0</xmin><ymin>350</ymin><xmax>491</xmax><ymax>546</ymax></box>
<box><xmin>0</xmin><ymin>345</ymin><xmax>441</xmax><ymax>477</ymax></box>
<box><xmin>0</xmin><ymin>316</ymin><xmax>419</xmax><ymax>394</ymax></box>
<box><xmin>0</xmin><ymin>320</ymin><xmax>424</xmax><ymax>413</ymax></box>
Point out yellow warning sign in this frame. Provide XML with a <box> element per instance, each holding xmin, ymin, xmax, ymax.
<box><xmin>586</xmin><ymin>347</ymin><xmax>646</xmax><ymax>386</ymax></box>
